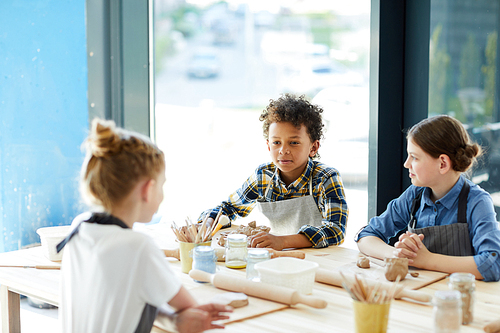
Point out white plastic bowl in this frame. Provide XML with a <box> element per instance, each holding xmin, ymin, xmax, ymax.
<box><xmin>254</xmin><ymin>257</ymin><xmax>319</xmax><ymax>294</ymax></box>
<box><xmin>36</xmin><ymin>226</ymin><xmax>72</xmax><ymax>261</ymax></box>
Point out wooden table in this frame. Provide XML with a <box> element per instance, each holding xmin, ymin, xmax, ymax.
<box><xmin>0</xmin><ymin>230</ymin><xmax>499</xmax><ymax>332</ymax></box>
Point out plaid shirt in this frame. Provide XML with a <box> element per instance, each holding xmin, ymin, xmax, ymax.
<box><xmin>201</xmin><ymin>159</ymin><xmax>348</xmax><ymax>248</ymax></box>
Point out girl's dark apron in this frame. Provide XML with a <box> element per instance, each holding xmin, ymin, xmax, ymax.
<box><xmin>256</xmin><ymin>170</ymin><xmax>323</xmax><ymax>235</ymax></box>
<box><xmin>407</xmin><ymin>182</ymin><xmax>474</xmax><ymax>256</ymax></box>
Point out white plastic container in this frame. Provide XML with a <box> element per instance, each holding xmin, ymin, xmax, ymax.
<box><xmin>36</xmin><ymin>226</ymin><xmax>72</xmax><ymax>261</ymax></box>
<box><xmin>254</xmin><ymin>257</ymin><xmax>319</xmax><ymax>294</ymax></box>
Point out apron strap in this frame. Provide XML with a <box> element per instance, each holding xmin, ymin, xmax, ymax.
<box><xmin>409</xmin><ymin>189</ymin><xmax>424</xmax><ymax>229</ymax></box>
<box><xmin>263</xmin><ymin>168</ymin><xmax>314</xmax><ymax>199</ymax></box>
<box><xmin>457</xmin><ymin>181</ymin><xmax>470</xmax><ymax>224</ymax></box>
<box><xmin>409</xmin><ymin>180</ymin><xmax>470</xmax><ymax>229</ymax></box>
<box><xmin>262</xmin><ymin>169</ymin><xmax>278</xmax><ymax>200</ymax></box>
<box><xmin>56</xmin><ymin>213</ymin><xmax>129</xmax><ymax>253</ymax></box>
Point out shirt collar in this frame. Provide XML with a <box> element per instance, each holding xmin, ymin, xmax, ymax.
<box><xmin>275</xmin><ymin>158</ymin><xmax>313</xmax><ymax>190</ymax></box>
<box><xmin>422</xmin><ymin>175</ymin><xmax>465</xmax><ymax>209</ymax></box>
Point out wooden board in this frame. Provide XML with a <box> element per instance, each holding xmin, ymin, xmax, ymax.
<box><xmin>153</xmin><ymin>284</ymin><xmax>289</xmax><ymax>332</ymax></box>
<box><xmin>305</xmin><ymin>251</ymin><xmax>448</xmax><ymax>290</ymax></box>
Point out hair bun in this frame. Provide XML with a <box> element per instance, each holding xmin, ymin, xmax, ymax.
<box><xmin>87</xmin><ymin>119</ymin><xmax>122</xmax><ymax>158</ymax></box>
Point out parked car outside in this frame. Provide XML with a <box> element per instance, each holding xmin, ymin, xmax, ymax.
<box><xmin>187</xmin><ymin>51</ymin><xmax>221</xmax><ymax>79</ymax></box>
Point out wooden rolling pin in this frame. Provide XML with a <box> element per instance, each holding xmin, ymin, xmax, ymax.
<box><xmin>484</xmin><ymin>319</ymin><xmax>500</xmax><ymax>333</ymax></box>
<box><xmin>163</xmin><ymin>247</ymin><xmax>305</xmax><ymax>261</ymax></box>
<box><xmin>189</xmin><ymin>269</ymin><xmax>327</xmax><ymax>309</ymax></box>
<box><xmin>315</xmin><ymin>268</ymin><xmax>432</xmax><ymax>303</ymax></box>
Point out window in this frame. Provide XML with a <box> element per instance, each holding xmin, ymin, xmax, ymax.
<box><xmin>428</xmin><ymin>0</ymin><xmax>500</xmax><ymax>218</ymax></box>
<box><xmin>154</xmin><ymin>0</ymin><xmax>370</xmax><ymax>249</ymax></box>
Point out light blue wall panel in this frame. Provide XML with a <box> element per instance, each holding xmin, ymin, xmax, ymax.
<box><xmin>0</xmin><ymin>0</ymin><xmax>88</xmax><ymax>252</ymax></box>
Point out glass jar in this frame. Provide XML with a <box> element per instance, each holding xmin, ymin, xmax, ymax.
<box><xmin>192</xmin><ymin>246</ymin><xmax>216</xmax><ymax>275</ymax></box>
<box><xmin>433</xmin><ymin>290</ymin><xmax>462</xmax><ymax>333</ymax></box>
<box><xmin>448</xmin><ymin>272</ymin><xmax>475</xmax><ymax>325</ymax></box>
<box><xmin>225</xmin><ymin>234</ymin><xmax>248</xmax><ymax>269</ymax></box>
<box><xmin>246</xmin><ymin>248</ymin><xmax>271</xmax><ymax>281</ymax></box>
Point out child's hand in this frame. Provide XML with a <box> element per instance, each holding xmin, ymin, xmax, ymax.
<box><xmin>393</xmin><ymin>232</ymin><xmax>426</xmax><ymax>263</ymax></box>
<box><xmin>248</xmin><ymin>231</ymin><xmax>285</xmax><ymax>250</ymax></box>
<box><xmin>396</xmin><ymin>231</ymin><xmax>424</xmax><ymax>251</ymax></box>
<box><xmin>175</xmin><ymin>303</ymin><xmax>232</xmax><ymax>333</ymax></box>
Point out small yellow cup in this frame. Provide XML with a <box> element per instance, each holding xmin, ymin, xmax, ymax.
<box><xmin>179</xmin><ymin>241</ymin><xmax>211</xmax><ymax>274</ymax></box>
<box><xmin>352</xmin><ymin>300</ymin><xmax>391</xmax><ymax>333</ymax></box>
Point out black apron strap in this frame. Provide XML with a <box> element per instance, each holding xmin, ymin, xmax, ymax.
<box><xmin>134</xmin><ymin>303</ymin><xmax>159</xmax><ymax>333</ymax></box>
<box><xmin>409</xmin><ymin>188</ymin><xmax>424</xmax><ymax>229</ymax></box>
<box><xmin>56</xmin><ymin>213</ymin><xmax>129</xmax><ymax>253</ymax></box>
<box><xmin>457</xmin><ymin>181</ymin><xmax>470</xmax><ymax>224</ymax></box>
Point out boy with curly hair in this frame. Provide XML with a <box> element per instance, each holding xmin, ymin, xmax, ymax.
<box><xmin>199</xmin><ymin>94</ymin><xmax>348</xmax><ymax>250</ymax></box>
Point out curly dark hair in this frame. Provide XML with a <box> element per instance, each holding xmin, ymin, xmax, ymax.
<box><xmin>259</xmin><ymin>94</ymin><xmax>324</xmax><ymax>159</ymax></box>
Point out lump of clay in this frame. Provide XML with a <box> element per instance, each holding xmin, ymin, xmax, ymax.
<box><xmin>356</xmin><ymin>256</ymin><xmax>370</xmax><ymax>269</ymax></box>
<box><xmin>211</xmin><ymin>292</ymin><xmax>249</xmax><ymax>308</ymax></box>
<box><xmin>384</xmin><ymin>257</ymin><xmax>408</xmax><ymax>281</ymax></box>
<box><xmin>218</xmin><ymin>222</ymin><xmax>271</xmax><ymax>247</ymax></box>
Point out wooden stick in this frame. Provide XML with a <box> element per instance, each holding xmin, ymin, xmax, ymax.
<box><xmin>213</xmin><ymin>207</ymin><xmax>223</xmax><ymax>226</ymax></box>
<box><xmin>210</xmin><ymin>221</ymin><xmax>225</xmax><ymax>237</ymax></box>
<box><xmin>354</xmin><ymin>274</ymin><xmax>367</xmax><ymax>301</ymax></box>
<box><xmin>197</xmin><ymin>216</ymin><xmax>208</xmax><ymax>243</ymax></box>
<box><xmin>367</xmin><ymin>281</ymin><xmax>381</xmax><ymax>303</ymax></box>
<box><xmin>186</xmin><ymin>218</ymin><xmax>198</xmax><ymax>243</ymax></box>
<box><xmin>171</xmin><ymin>224</ymin><xmax>186</xmax><ymax>242</ymax></box>
<box><xmin>387</xmin><ymin>275</ymin><xmax>401</xmax><ymax>301</ymax></box>
<box><xmin>205</xmin><ymin>208</ymin><xmax>223</xmax><ymax>239</ymax></box>
<box><xmin>0</xmin><ymin>265</ymin><xmax>60</xmax><ymax>270</ymax></box>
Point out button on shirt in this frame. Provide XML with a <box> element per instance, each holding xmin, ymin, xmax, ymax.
<box><xmin>201</xmin><ymin>159</ymin><xmax>348</xmax><ymax>248</ymax></box>
<box><xmin>356</xmin><ymin>176</ymin><xmax>500</xmax><ymax>281</ymax></box>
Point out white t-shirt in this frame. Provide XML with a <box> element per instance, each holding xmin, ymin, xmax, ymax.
<box><xmin>60</xmin><ymin>214</ymin><xmax>181</xmax><ymax>333</ymax></box>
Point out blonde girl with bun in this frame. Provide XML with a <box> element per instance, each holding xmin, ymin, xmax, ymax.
<box><xmin>58</xmin><ymin>118</ymin><xmax>231</xmax><ymax>333</ymax></box>
<box><xmin>356</xmin><ymin>115</ymin><xmax>500</xmax><ymax>281</ymax></box>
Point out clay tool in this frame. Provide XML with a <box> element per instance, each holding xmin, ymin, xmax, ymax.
<box><xmin>189</xmin><ymin>269</ymin><xmax>327</xmax><ymax>309</ymax></box>
<box><xmin>315</xmin><ymin>268</ymin><xmax>432</xmax><ymax>303</ymax></box>
<box><xmin>195</xmin><ymin>215</ymin><xmax>209</xmax><ymax>244</ymax></box>
<box><xmin>211</xmin><ymin>215</ymin><xmax>230</xmax><ymax>237</ymax></box>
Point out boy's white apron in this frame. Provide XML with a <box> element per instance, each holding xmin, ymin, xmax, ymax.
<box><xmin>256</xmin><ymin>170</ymin><xmax>323</xmax><ymax>235</ymax></box>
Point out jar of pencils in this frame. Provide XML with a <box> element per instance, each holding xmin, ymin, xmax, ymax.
<box><xmin>448</xmin><ymin>272</ymin><xmax>475</xmax><ymax>324</ymax></box>
<box><xmin>192</xmin><ymin>246</ymin><xmax>217</xmax><ymax>275</ymax></box>
<box><xmin>225</xmin><ymin>234</ymin><xmax>247</xmax><ymax>269</ymax></box>
<box><xmin>433</xmin><ymin>290</ymin><xmax>462</xmax><ymax>333</ymax></box>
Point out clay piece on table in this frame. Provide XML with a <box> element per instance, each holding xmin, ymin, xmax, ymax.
<box><xmin>356</xmin><ymin>256</ymin><xmax>370</xmax><ymax>269</ymax></box>
<box><xmin>217</xmin><ymin>222</ymin><xmax>271</xmax><ymax>247</ymax></box>
<box><xmin>384</xmin><ymin>257</ymin><xmax>408</xmax><ymax>281</ymax></box>
<box><xmin>210</xmin><ymin>292</ymin><xmax>249</xmax><ymax>308</ymax></box>
<box><xmin>410</xmin><ymin>272</ymin><xmax>419</xmax><ymax>278</ymax></box>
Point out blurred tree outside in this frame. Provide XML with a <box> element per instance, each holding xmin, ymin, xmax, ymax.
<box><xmin>428</xmin><ymin>24</ymin><xmax>451</xmax><ymax>116</ymax></box>
<box><xmin>459</xmin><ymin>33</ymin><xmax>481</xmax><ymax>89</ymax></box>
<box><xmin>458</xmin><ymin>33</ymin><xmax>485</xmax><ymax>126</ymax></box>
<box><xmin>482</xmin><ymin>31</ymin><xmax>497</xmax><ymax>120</ymax></box>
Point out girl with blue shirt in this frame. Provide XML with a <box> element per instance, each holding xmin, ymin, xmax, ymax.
<box><xmin>356</xmin><ymin>115</ymin><xmax>500</xmax><ymax>281</ymax></box>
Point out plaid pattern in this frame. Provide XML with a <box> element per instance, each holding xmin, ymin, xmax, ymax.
<box><xmin>201</xmin><ymin>159</ymin><xmax>348</xmax><ymax>248</ymax></box>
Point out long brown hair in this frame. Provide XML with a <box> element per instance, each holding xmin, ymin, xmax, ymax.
<box><xmin>80</xmin><ymin>118</ymin><xmax>165</xmax><ymax>212</ymax></box>
<box><xmin>407</xmin><ymin>115</ymin><xmax>481</xmax><ymax>172</ymax></box>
